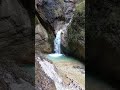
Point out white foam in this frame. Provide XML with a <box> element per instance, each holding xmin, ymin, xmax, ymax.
<box><xmin>48</xmin><ymin>54</ymin><xmax>63</xmax><ymax>57</ymax></box>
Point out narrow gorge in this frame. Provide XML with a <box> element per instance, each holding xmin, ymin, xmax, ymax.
<box><xmin>35</xmin><ymin>0</ymin><xmax>85</xmax><ymax>90</ymax></box>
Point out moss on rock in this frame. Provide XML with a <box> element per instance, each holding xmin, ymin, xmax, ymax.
<box><xmin>62</xmin><ymin>0</ymin><xmax>85</xmax><ymax>60</ymax></box>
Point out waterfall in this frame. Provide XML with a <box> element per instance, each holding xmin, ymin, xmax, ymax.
<box><xmin>54</xmin><ymin>19</ymin><xmax>73</xmax><ymax>54</ymax></box>
<box><xmin>54</xmin><ymin>18</ymin><xmax>73</xmax><ymax>54</ymax></box>
<box><xmin>54</xmin><ymin>1</ymin><xmax>74</xmax><ymax>54</ymax></box>
<box><xmin>54</xmin><ymin>29</ymin><xmax>62</xmax><ymax>54</ymax></box>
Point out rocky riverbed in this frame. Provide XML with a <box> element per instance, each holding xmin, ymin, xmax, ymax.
<box><xmin>47</xmin><ymin>54</ymin><xmax>85</xmax><ymax>90</ymax></box>
<box><xmin>35</xmin><ymin>53</ymin><xmax>85</xmax><ymax>90</ymax></box>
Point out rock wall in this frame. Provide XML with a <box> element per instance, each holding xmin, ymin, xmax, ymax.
<box><xmin>35</xmin><ymin>16</ymin><xmax>52</xmax><ymax>53</ymax></box>
<box><xmin>62</xmin><ymin>0</ymin><xmax>85</xmax><ymax>60</ymax></box>
<box><xmin>35</xmin><ymin>0</ymin><xmax>64</xmax><ymax>27</ymax></box>
<box><xmin>0</xmin><ymin>0</ymin><xmax>35</xmax><ymax>89</ymax></box>
<box><xmin>86</xmin><ymin>0</ymin><xmax>120</xmax><ymax>88</ymax></box>
<box><xmin>0</xmin><ymin>0</ymin><xmax>34</xmax><ymax>63</ymax></box>
<box><xmin>35</xmin><ymin>0</ymin><xmax>61</xmax><ymax>53</ymax></box>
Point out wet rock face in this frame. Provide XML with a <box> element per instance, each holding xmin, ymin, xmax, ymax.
<box><xmin>0</xmin><ymin>0</ymin><xmax>34</xmax><ymax>63</ymax></box>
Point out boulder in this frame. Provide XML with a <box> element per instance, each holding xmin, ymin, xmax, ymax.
<box><xmin>35</xmin><ymin>16</ymin><xmax>52</xmax><ymax>53</ymax></box>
